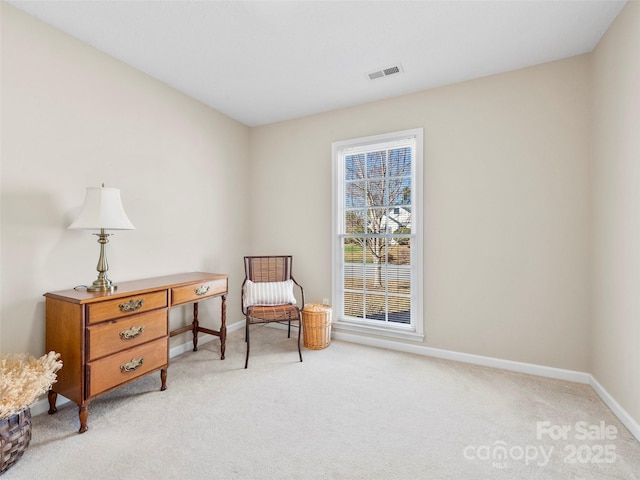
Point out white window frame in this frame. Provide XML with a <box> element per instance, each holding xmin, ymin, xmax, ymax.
<box><xmin>331</xmin><ymin>128</ymin><xmax>424</xmax><ymax>341</ymax></box>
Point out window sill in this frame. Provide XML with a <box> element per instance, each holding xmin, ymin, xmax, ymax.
<box><xmin>333</xmin><ymin>319</ymin><xmax>425</xmax><ymax>342</ymax></box>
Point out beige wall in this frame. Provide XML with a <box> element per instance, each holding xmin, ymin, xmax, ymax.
<box><xmin>250</xmin><ymin>55</ymin><xmax>591</xmax><ymax>371</ymax></box>
<box><xmin>0</xmin><ymin>4</ymin><xmax>251</xmax><ymax>354</ymax></box>
<box><xmin>590</xmin><ymin>1</ymin><xmax>640</xmax><ymax>425</ymax></box>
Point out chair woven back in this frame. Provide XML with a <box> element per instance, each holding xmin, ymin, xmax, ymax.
<box><xmin>244</xmin><ymin>256</ymin><xmax>293</xmax><ymax>283</ymax></box>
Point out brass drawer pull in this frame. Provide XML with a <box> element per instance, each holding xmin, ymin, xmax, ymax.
<box><xmin>120</xmin><ymin>357</ymin><xmax>144</xmax><ymax>373</ymax></box>
<box><xmin>195</xmin><ymin>285</ymin><xmax>210</xmax><ymax>296</ymax></box>
<box><xmin>119</xmin><ymin>325</ymin><xmax>145</xmax><ymax>340</ymax></box>
<box><xmin>119</xmin><ymin>299</ymin><xmax>144</xmax><ymax>312</ymax></box>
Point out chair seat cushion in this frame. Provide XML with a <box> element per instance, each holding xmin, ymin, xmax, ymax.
<box><xmin>247</xmin><ymin>304</ymin><xmax>300</xmax><ymax>323</ymax></box>
<box><xmin>243</xmin><ymin>279</ymin><xmax>297</xmax><ymax>308</ymax></box>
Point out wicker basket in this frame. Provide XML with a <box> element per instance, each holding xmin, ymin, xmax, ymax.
<box><xmin>0</xmin><ymin>407</ymin><xmax>32</xmax><ymax>475</ymax></box>
<box><xmin>302</xmin><ymin>303</ymin><xmax>332</xmax><ymax>350</ymax></box>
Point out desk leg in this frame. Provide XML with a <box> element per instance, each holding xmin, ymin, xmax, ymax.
<box><xmin>220</xmin><ymin>294</ymin><xmax>227</xmax><ymax>360</ymax></box>
<box><xmin>78</xmin><ymin>404</ymin><xmax>89</xmax><ymax>434</ymax></box>
<box><xmin>47</xmin><ymin>389</ymin><xmax>58</xmax><ymax>414</ymax></box>
<box><xmin>160</xmin><ymin>368</ymin><xmax>167</xmax><ymax>391</ymax></box>
<box><xmin>192</xmin><ymin>302</ymin><xmax>200</xmax><ymax>352</ymax></box>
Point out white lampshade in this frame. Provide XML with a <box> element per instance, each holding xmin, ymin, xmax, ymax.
<box><xmin>69</xmin><ymin>186</ymin><xmax>135</xmax><ymax>230</ymax></box>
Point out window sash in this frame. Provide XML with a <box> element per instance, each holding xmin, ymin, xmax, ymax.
<box><xmin>332</xmin><ymin>128</ymin><xmax>423</xmax><ymax>337</ymax></box>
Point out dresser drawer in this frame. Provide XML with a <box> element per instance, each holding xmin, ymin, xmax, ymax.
<box><xmin>87</xmin><ymin>290</ymin><xmax>168</xmax><ymax>324</ymax></box>
<box><xmin>87</xmin><ymin>309</ymin><xmax>168</xmax><ymax>361</ymax></box>
<box><xmin>87</xmin><ymin>337</ymin><xmax>168</xmax><ymax>398</ymax></box>
<box><xmin>171</xmin><ymin>278</ymin><xmax>227</xmax><ymax>305</ymax></box>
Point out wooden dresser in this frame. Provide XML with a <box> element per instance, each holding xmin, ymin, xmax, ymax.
<box><xmin>44</xmin><ymin>272</ymin><xmax>228</xmax><ymax>433</ymax></box>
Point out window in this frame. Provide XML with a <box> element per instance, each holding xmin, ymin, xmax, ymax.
<box><xmin>332</xmin><ymin>128</ymin><xmax>423</xmax><ymax>340</ymax></box>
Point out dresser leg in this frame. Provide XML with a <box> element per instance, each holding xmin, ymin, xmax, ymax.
<box><xmin>160</xmin><ymin>368</ymin><xmax>168</xmax><ymax>391</ymax></box>
<box><xmin>78</xmin><ymin>405</ymin><xmax>89</xmax><ymax>434</ymax></box>
<box><xmin>47</xmin><ymin>390</ymin><xmax>58</xmax><ymax>414</ymax></box>
<box><xmin>220</xmin><ymin>294</ymin><xmax>227</xmax><ymax>360</ymax></box>
<box><xmin>192</xmin><ymin>302</ymin><xmax>199</xmax><ymax>351</ymax></box>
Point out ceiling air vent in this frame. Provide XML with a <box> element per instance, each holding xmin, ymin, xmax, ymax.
<box><xmin>368</xmin><ymin>64</ymin><xmax>403</xmax><ymax>80</ymax></box>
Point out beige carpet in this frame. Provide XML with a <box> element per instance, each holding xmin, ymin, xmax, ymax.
<box><xmin>4</xmin><ymin>327</ymin><xmax>640</xmax><ymax>479</ymax></box>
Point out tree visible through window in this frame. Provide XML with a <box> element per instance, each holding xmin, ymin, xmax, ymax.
<box><xmin>332</xmin><ymin>129</ymin><xmax>423</xmax><ymax>335</ymax></box>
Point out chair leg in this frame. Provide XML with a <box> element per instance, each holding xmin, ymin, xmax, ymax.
<box><xmin>287</xmin><ymin>320</ymin><xmax>291</xmax><ymax>338</ymax></box>
<box><xmin>297</xmin><ymin>314</ymin><xmax>303</xmax><ymax>363</ymax></box>
<box><xmin>245</xmin><ymin>316</ymin><xmax>301</xmax><ymax>368</ymax></box>
<box><xmin>244</xmin><ymin>319</ymin><xmax>250</xmax><ymax>369</ymax></box>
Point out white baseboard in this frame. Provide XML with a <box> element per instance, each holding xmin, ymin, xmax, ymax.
<box><xmin>332</xmin><ymin>330</ymin><xmax>590</xmax><ymax>382</ymax></box>
<box><xmin>30</xmin><ymin>320</ymin><xmax>245</xmax><ymax>417</ymax></box>
<box><xmin>332</xmin><ymin>329</ymin><xmax>640</xmax><ymax>443</ymax></box>
<box><xmin>589</xmin><ymin>374</ymin><xmax>640</xmax><ymax>440</ymax></box>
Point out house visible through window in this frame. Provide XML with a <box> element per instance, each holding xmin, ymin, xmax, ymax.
<box><xmin>332</xmin><ymin>128</ymin><xmax>423</xmax><ymax>340</ymax></box>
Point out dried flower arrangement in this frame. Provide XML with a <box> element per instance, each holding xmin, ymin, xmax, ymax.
<box><xmin>0</xmin><ymin>352</ymin><xmax>62</xmax><ymax>420</ymax></box>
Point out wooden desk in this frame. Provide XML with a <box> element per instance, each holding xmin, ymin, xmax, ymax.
<box><xmin>44</xmin><ymin>272</ymin><xmax>228</xmax><ymax>433</ymax></box>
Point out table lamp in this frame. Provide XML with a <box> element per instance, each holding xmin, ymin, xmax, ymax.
<box><xmin>69</xmin><ymin>185</ymin><xmax>135</xmax><ymax>292</ymax></box>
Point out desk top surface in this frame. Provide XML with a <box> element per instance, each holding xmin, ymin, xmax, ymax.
<box><xmin>44</xmin><ymin>272</ymin><xmax>228</xmax><ymax>304</ymax></box>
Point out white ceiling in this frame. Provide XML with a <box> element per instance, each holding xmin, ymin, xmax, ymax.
<box><xmin>8</xmin><ymin>0</ymin><xmax>626</xmax><ymax>127</ymax></box>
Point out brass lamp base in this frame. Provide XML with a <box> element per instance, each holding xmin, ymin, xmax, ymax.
<box><xmin>86</xmin><ymin>229</ymin><xmax>117</xmax><ymax>293</ymax></box>
<box><xmin>86</xmin><ymin>278</ymin><xmax>117</xmax><ymax>292</ymax></box>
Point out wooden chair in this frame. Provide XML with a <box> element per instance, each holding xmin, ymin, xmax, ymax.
<box><xmin>241</xmin><ymin>256</ymin><xmax>304</xmax><ymax>368</ymax></box>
